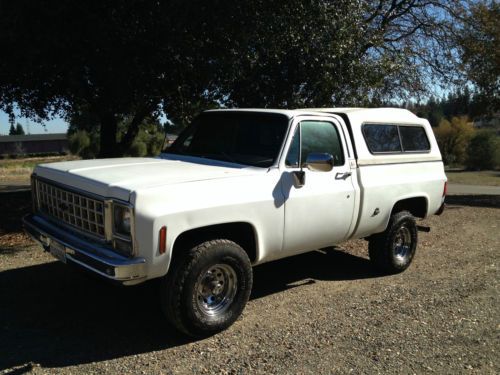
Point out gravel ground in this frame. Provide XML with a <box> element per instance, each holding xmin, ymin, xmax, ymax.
<box><xmin>1</xmin><ymin>197</ymin><xmax>499</xmax><ymax>374</ymax></box>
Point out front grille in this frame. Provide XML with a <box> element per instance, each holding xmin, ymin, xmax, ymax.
<box><xmin>35</xmin><ymin>179</ymin><xmax>106</xmax><ymax>238</ymax></box>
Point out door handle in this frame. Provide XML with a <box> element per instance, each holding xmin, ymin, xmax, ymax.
<box><xmin>335</xmin><ymin>172</ymin><xmax>352</xmax><ymax>180</ymax></box>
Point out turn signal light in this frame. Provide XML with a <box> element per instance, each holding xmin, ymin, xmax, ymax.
<box><xmin>159</xmin><ymin>226</ymin><xmax>167</xmax><ymax>254</ymax></box>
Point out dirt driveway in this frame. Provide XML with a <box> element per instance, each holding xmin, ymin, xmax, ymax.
<box><xmin>1</xmin><ymin>194</ymin><xmax>499</xmax><ymax>374</ymax></box>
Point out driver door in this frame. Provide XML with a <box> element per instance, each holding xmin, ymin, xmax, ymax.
<box><xmin>281</xmin><ymin>117</ymin><xmax>356</xmax><ymax>255</ymax></box>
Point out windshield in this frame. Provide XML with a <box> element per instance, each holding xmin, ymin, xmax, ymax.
<box><xmin>164</xmin><ymin>112</ymin><xmax>289</xmax><ymax>167</ymax></box>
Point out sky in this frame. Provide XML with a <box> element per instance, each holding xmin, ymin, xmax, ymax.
<box><xmin>0</xmin><ymin>110</ymin><xmax>69</xmax><ymax>135</ymax></box>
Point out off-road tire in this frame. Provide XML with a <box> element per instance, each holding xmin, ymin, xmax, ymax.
<box><xmin>160</xmin><ymin>239</ymin><xmax>253</xmax><ymax>337</ymax></box>
<box><xmin>368</xmin><ymin>210</ymin><xmax>418</xmax><ymax>274</ymax></box>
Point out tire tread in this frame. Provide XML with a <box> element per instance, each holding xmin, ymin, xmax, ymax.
<box><xmin>161</xmin><ymin>239</ymin><xmax>251</xmax><ymax>336</ymax></box>
<box><xmin>368</xmin><ymin>210</ymin><xmax>417</xmax><ymax>274</ymax></box>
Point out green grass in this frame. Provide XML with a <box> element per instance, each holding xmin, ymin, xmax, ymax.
<box><xmin>446</xmin><ymin>170</ymin><xmax>500</xmax><ymax>187</ymax></box>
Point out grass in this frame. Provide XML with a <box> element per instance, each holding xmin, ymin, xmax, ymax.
<box><xmin>445</xmin><ymin>169</ymin><xmax>500</xmax><ymax>187</ymax></box>
<box><xmin>0</xmin><ymin>155</ymin><xmax>78</xmax><ymax>169</ymax></box>
<box><xmin>0</xmin><ymin>155</ymin><xmax>78</xmax><ymax>184</ymax></box>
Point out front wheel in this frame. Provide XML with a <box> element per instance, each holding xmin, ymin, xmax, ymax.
<box><xmin>160</xmin><ymin>239</ymin><xmax>253</xmax><ymax>337</ymax></box>
<box><xmin>368</xmin><ymin>211</ymin><xmax>418</xmax><ymax>274</ymax></box>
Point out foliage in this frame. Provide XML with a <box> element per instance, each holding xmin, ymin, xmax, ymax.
<box><xmin>127</xmin><ymin>121</ymin><xmax>165</xmax><ymax>157</ymax></box>
<box><xmin>0</xmin><ymin>1</ymin><xmax>464</xmax><ymax>156</ymax></box>
<box><xmin>129</xmin><ymin>141</ymin><xmax>148</xmax><ymax>157</ymax></box>
<box><xmin>433</xmin><ymin>116</ymin><xmax>474</xmax><ymax>165</ymax></box>
<box><xmin>68</xmin><ymin>131</ymin><xmax>90</xmax><ymax>156</ymax></box>
<box><xmin>208</xmin><ymin>0</ymin><xmax>462</xmax><ymax>108</ymax></box>
<box><xmin>465</xmin><ymin>131</ymin><xmax>500</xmax><ymax>170</ymax></box>
<box><xmin>456</xmin><ymin>1</ymin><xmax>499</xmax><ymax>113</ymax></box>
<box><xmin>68</xmin><ymin>130</ymin><xmax>99</xmax><ymax>159</ymax></box>
<box><xmin>68</xmin><ymin>116</ymin><xmax>165</xmax><ymax>158</ymax></box>
<box><xmin>9</xmin><ymin>123</ymin><xmax>25</xmax><ymax>135</ymax></box>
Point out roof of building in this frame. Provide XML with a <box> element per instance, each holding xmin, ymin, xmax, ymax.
<box><xmin>0</xmin><ymin>133</ymin><xmax>67</xmax><ymax>143</ymax></box>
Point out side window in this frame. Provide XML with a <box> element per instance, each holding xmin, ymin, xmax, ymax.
<box><xmin>362</xmin><ymin>124</ymin><xmax>431</xmax><ymax>153</ymax></box>
<box><xmin>399</xmin><ymin>126</ymin><xmax>430</xmax><ymax>151</ymax></box>
<box><xmin>285</xmin><ymin>121</ymin><xmax>345</xmax><ymax>167</ymax></box>
<box><xmin>362</xmin><ymin>124</ymin><xmax>402</xmax><ymax>153</ymax></box>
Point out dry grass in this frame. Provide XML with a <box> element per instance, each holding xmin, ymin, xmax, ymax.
<box><xmin>446</xmin><ymin>169</ymin><xmax>500</xmax><ymax>186</ymax></box>
<box><xmin>0</xmin><ymin>155</ymin><xmax>78</xmax><ymax>184</ymax></box>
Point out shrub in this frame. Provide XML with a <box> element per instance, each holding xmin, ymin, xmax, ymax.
<box><xmin>129</xmin><ymin>141</ymin><xmax>147</xmax><ymax>157</ymax></box>
<box><xmin>69</xmin><ymin>130</ymin><xmax>90</xmax><ymax>155</ymax></box>
<box><xmin>466</xmin><ymin>130</ymin><xmax>500</xmax><ymax>170</ymax></box>
<box><xmin>433</xmin><ymin>116</ymin><xmax>474</xmax><ymax>165</ymax></box>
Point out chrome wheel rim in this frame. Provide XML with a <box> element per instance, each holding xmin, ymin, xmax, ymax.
<box><xmin>195</xmin><ymin>264</ymin><xmax>237</xmax><ymax>316</ymax></box>
<box><xmin>393</xmin><ymin>225</ymin><xmax>412</xmax><ymax>262</ymax></box>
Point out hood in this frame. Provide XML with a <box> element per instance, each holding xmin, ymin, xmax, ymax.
<box><xmin>34</xmin><ymin>155</ymin><xmax>262</xmax><ymax>201</ymax></box>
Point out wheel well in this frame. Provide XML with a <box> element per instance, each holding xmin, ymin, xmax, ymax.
<box><xmin>172</xmin><ymin>222</ymin><xmax>258</xmax><ymax>263</ymax></box>
<box><xmin>391</xmin><ymin>197</ymin><xmax>427</xmax><ymax>219</ymax></box>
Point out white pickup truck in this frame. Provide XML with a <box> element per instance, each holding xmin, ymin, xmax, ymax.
<box><xmin>24</xmin><ymin>108</ymin><xmax>446</xmax><ymax>336</ymax></box>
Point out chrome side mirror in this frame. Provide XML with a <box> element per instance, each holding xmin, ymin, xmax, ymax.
<box><xmin>306</xmin><ymin>153</ymin><xmax>334</xmax><ymax>172</ymax></box>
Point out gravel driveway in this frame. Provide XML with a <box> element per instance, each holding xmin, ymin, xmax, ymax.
<box><xmin>1</xmin><ymin>197</ymin><xmax>499</xmax><ymax>374</ymax></box>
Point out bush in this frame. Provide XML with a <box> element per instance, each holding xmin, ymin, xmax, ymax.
<box><xmin>69</xmin><ymin>130</ymin><xmax>90</xmax><ymax>155</ymax></box>
<box><xmin>466</xmin><ymin>131</ymin><xmax>500</xmax><ymax>170</ymax></box>
<box><xmin>68</xmin><ymin>116</ymin><xmax>166</xmax><ymax>158</ymax></box>
<box><xmin>129</xmin><ymin>141</ymin><xmax>147</xmax><ymax>157</ymax></box>
<box><xmin>69</xmin><ymin>130</ymin><xmax>99</xmax><ymax>158</ymax></box>
<box><xmin>433</xmin><ymin>116</ymin><xmax>474</xmax><ymax>165</ymax></box>
<box><xmin>146</xmin><ymin>131</ymin><xmax>165</xmax><ymax>156</ymax></box>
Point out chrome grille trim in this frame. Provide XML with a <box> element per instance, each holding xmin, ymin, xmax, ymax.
<box><xmin>36</xmin><ymin>179</ymin><xmax>106</xmax><ymax>239</ymax></box>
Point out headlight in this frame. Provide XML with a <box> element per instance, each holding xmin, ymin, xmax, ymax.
<box><xmin>113</xmin><ymin>204</ymin><xmax>132</xmax><ymax>236</ymax></box>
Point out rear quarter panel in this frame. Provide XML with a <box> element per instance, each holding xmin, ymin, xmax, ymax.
<box><xmin>346</xmin><ymin>111</ymin><xmax>446</xmax><ymax>238</ymax></box>
<box><xmin>352</xmin><ymin>161</ymin><xmax>446</xmax><ymax>238</ymax></box>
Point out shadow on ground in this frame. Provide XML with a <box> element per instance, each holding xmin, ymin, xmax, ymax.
<box><xmin>0</xmin><ymin>185</ymin><xmax>30</xmax><ymax>193</ymax></box>
<box><xmin>0</xmin><ymin>190</ymin><xmax>31</xmax><ymax>235</ymax></box>
<box><xmin>445</xmin><ymin>194</ymin><xmax>500</xmax><ymax>208</ymax></box>
<box><xmin>0</xmin><ymin>248</ymin><xmax>378</xmax><ymax>371</ymax></box>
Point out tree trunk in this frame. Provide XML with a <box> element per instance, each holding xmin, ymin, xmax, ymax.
<box><xmin>118</xmin><ymin>107</ymin><xmax>149</xmax><ymax>155</ymax></box>
<box><xmin>98</xmin><ymin>113</ymin><xmax>118</xmax><ymax>158</ymax></box>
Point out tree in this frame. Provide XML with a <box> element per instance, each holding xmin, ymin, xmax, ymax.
<box><xmin>68</xmin><ymin>114</ymin><xmax>165</xmax><ymax>158</ymax></box>
<box><xmin>0</xmin><ymin>1</ymin><xmax>463</xmax><ymax>157</ymax></box>
<box><xmin>209</xmin><ymin>0</ymin><xmax>463</xmax><ymax>108</ymax></box>
<box><xmin>15</xmin><ymin>123</ymin><xmax>24</xmax><ymax>135</ymax></box>
<box><xmin>433</xmin><ymin>116</ymin><xmax>474</xmax><ymax>165</ymax></box>
<box><xmin>408</xmin><ymin>87</ymin><xmax>493</xmax><ymax>127</ymax></box>
<box><xmin>466</xmin><ymin>131</ymin><xmax>500</xmax><ymax>170</ymax></box>
<box><xmin>456</xmin><ymin>1</ymin><xmax>499</xmax><ymax>113</ymax></box>
<box><xmin>0</xmin><ymin>1</ymin><xmax>217</xmax><ymax>157</ymax></box>
<box><xmin>8</xmin><ymin>122</ymin><xmax>25</xmax><ymax>135</ymax></box>
<box><xmin>68</xmin><ymin>131</ymin><xmax>91</xmax><ymax>156</ymax></box>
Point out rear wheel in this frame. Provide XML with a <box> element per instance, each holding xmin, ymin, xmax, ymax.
<box><xmin>368</xmin><ymin>211</ymin><xmax>418</xmax><ymax>274</ymax></box>
<box><xmin>161</xmin><ymin>239</ymin><xmax>253</xmax><ymax>337</ymax></box>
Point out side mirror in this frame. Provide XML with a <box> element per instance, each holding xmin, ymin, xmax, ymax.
<box><xmin>306</xmin><ymin>153</ymin><xmax>334</xmax><ymax>172</ymax></box>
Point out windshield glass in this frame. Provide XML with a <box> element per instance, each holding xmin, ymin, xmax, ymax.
<box><xmin>164</xmin><ymin>112</ymin><xmax>289</xmax><ymax>167</ymax></box>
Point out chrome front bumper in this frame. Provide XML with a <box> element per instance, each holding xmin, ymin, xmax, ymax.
<box><xmin>23</xmin><ymin>214</ymin><xmax>147</xmax><ymax>285</ymax></box>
